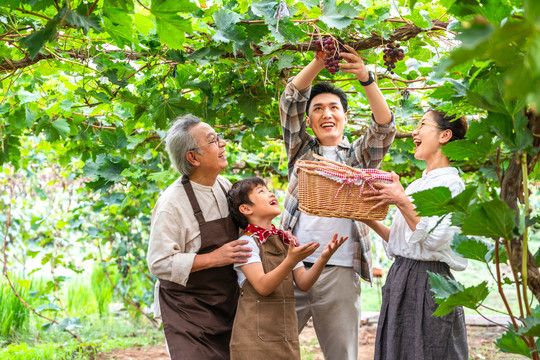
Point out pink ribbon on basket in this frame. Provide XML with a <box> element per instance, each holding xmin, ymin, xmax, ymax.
<box><xmin>315</xmin><ymin>165</ymin><xmax>393</xmax><ymax>200</ymax></box>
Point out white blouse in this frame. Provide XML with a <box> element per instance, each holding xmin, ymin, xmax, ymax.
<box><xmin>385</xmin><ymin>167</ymin><xmax>468</xmax><ymax>271</ymax></box>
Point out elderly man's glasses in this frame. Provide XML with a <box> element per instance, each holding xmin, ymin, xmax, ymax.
<box><xmin>190</xmin><ymin>133</ymin><xmax>224</xmax><ymax>151</ymax></box>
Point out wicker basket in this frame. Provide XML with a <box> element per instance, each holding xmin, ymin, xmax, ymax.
<box><xmin>296</xmin><ymin>154</ymin><xmax>392</xmax><ymax>221</ymax></box>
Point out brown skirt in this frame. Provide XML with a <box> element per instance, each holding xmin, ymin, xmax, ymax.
<box><xmin>375</xmin><ymin>256</ymin><xmax>468</xmax><ymax>360</ymax></box>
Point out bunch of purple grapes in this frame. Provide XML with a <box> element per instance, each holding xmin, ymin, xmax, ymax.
<box><xmin>316</xmin><ymin>36</ymin><xmax>343</xmax><ymax>75</ymax></box>
<box><xmin>383</xmin><ymin>42</ymin><xmax>405</xmax><ymax>74</ymax></box>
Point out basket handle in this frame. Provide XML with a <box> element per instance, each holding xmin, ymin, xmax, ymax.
<box><xmin>312</xmin><ymin>154</ymin><xmax>372</xmax><ymax>177</ymax></box>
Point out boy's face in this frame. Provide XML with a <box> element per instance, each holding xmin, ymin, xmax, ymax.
<box><xmin>241</xmin><ymin>184</ymin><xmax>281</xmax><ymax>220</ymax></box>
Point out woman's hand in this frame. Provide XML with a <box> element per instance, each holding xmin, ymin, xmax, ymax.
<box><xmin>364</xmin><ymin>172</ymin><xmax>409</xmax><ymax>210</ymax></box>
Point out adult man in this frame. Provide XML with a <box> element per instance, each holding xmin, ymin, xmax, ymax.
<box><xmin>280</xmin><ymin>46</ymin><xmax>396</xmax><ymax>359</ymax></box>
<box><xmin>147</xmin><ymin>114</ymin><xmax>251</xmax><ymax>360</ymax></box>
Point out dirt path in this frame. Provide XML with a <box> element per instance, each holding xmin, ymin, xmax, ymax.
<box><xmin>99</xmin><ymin>322</ymin><xmax>518</xmax><ymax>360</ymax></box>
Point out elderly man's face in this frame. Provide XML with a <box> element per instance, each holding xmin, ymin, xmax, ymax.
<box><xmin>190</xmin><ymin>122</ymin><xmax>228</xmax><ymax>175</ymax></box>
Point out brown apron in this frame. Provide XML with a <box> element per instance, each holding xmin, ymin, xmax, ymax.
<box><xmin>230</xmin><ymin>233</ymin><xmax>300</xmax><ymax>360</ymax></box>
<box><xmin>159</xmin><ymin>175</ymin><xmax>239</xmax><ymax>360</ymax></box>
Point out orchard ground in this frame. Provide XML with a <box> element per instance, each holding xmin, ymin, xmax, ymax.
<box><xmin>98</xmin><ymin>317</ymin><xmax>519</xmax><ymax>360</ymax></box>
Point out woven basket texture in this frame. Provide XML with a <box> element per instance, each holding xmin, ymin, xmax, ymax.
<box><xmin>297</xmin><ymin>157</ymin><xmax>391</xmax><ymax>221</ymax></box>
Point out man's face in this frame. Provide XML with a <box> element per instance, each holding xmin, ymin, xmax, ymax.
<box><xmin>189</xmin><ymin>122</ymin><xmax>228</xmax><ymax>175</ymax></box>
<box><xmin>307</xmin><ymin>93</ymin><xmax>347</xmax><ymax>146</ymax></box>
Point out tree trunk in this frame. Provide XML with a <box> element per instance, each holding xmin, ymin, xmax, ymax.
<box><xmin>500</xmin><ymin>110</ymin><xmax>540</xmax><ymax>302</ymax></box>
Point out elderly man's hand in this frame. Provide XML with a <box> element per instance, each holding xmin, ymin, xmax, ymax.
<box><xmin>211</xmin><ymin>239</ymin><xmax>252</xmax><ymax>267</ymax></box>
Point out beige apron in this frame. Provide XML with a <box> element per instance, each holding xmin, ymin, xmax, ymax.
<box><xmin>159</xmin><ymin>175</ymin><xmax>239</xmax><ymax>360</ymax></box>
<box><xmin>230</xmin><ymin>233</ymin><xmax>300</xmax><ymax>360</ymax></box>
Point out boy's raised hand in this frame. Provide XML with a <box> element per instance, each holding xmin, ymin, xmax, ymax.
<box><xmin>320</xmin><ymin>233</ymin><xmax>348</xmax><ymax>261</ymax></box>
<box><xmin>286</xmin><ymin>241</ymin><xmax>320</xmax><ymax>264</ymax></box>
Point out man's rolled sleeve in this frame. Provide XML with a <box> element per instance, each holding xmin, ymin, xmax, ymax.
<box><xmin>147</xmin><ymin>210</ymin><xmax>195</xmax><ymax>286</ymax></box>
<box><xmin>171</xmin><ymin>252</ymin><xmax>196</xmax><ymax>285</ymax></box>
<box><xmin>355</xmin><ymin>113</ymin><xmax>396</xmax><ymax>169</ymax></box>
<box><xmin>369</xmin><ymin>113</ymin><xmax>397</xmax><ymax>135</ymax></box>
<box><xmin>280</xmin><ymin>78</ymin><xmax>312</xmax><ymax>161</ymax></box>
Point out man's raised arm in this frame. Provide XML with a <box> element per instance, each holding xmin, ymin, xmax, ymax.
<box><xmin>340</xmin><ymin>45</ymin><xmax>392</xmax><ymax>125</ymax></box>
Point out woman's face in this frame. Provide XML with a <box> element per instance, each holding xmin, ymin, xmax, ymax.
<box><xmin>411</xmin><ymin>112</ymin><xmax>447</xmax><ymax>161</ymax></box>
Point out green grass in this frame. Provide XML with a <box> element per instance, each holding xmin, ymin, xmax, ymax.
<box><xmin>89</xmin><ymin>264</ymin><xmax>115</xmax><ymax>316</ymax></box>
<box><xmin>0</xmin><ymin>276</ymin><xmax>31</xmax><ymax>341</ymax></box>
<box><xmin>361</xmin><ymin>278</ymin><xmax>384</xmax><ymax>312</ymax></box>
<box><xmin>0</xmin><ymin>314</ymin><xmax>163</xmax><ymax>360</ymax></box>
<box><xmin>0</xmin><ymin>267</ymin><xmax>161</xmax><ymax>360</ymax></box>
<box><xmin>300</xmin><ymin>337</ymin><xmax>321</xmax><ymax>360</ymax></box>
<box><xmin>0</xmin><ymin>342</ymin><xmax>97</xmax><ymax>360</ymax></box>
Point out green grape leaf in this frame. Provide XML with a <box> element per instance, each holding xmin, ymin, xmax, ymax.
<box><xmin>251</xmin><ymin>0</ymin><xmax>278</xmax><ymax>20</ymax></box>
<box><xmin>276</xmin><ymin>54</ymin><xmax>294</xmax><ymax>69</ymax></box>
<box><xmin>433</xmin><ymin>282</ymin><xmax>489</xmax><ymax>316</ymax></box>
<box><xmin>320</xmin><ymin>0</ymin><xmax>356</xmax><ymax>29</ymax></box>
<box><xmin>238</xmin><ymin>93</ymin><xmax>260</xmax><ymax>121</ymax></box>
<box><xmin>9</xmin><ymin>106</ymin><xmax>34</xmax><ymax>130</ymax></box>
<box><xmin>428</xmin><ymin>271</ymin><xmax>463</xmax><ymax>299</ymax></box>
<box><xmin>152</xmin><ymin>0</ymin><xmax>195</xmax><ymax>49</ymax></box>
<box><xmin>0</xmin><ymin>135</ymin><xmax>21</xmax><ymax>166</ymax></box>
<box><xmin>100</xmin><ymin>128</ymin><xmax>128</xmax><ymax>149</ymax></box>
<box><xmin>51</xmin><ymin>118</ymin><xmax>71</xmax><ymax>137</ymax></box>
<box><xmin>103</xmin><ymin>2</ymin><xmax>135</xmax><ymax>47</ymax></box>
<box><xmin>152</xmin><ymin>96</ymin><xmax>199</xmax><ymax>129</ymax></box>
<box><xmin>429</xmin><ymin>272</ymin><xmax>488</xmax><ymax>316</ymax></box>
<box><xmin>212</xmin><ymin>8</ymin><xmax>247</xmax><ymax>48</ymax></box>
<box><xmin>451</xmin><ymin>234</ymin><xmax>493</xmax><ymax>262</ymax></box>
<box><xmin>83</xmin><ymin>155</ymin><xmax>129</xmax><ymax>182</ymax></box>
<box><xmin>462</xmin><ymin>200</ymin><xmax>516</xmax><ymax>240</ymax></box>
<box><xmin>442</xmin><ymin>136</ymin><xmax>494</xmax><ymax>160</ymax></box>
<box><xmin>98</xmin><ymin>156</ymin><xmax>130</xmax><ymax>182</ymax></box>
<box><xmin>65</xmin><ymin>9</ymin><xmax>102</xmax><ymax>34</ymax></box>
<box><xmin>517</xmin><ymin>314</ymin><xmax>540</xmax><ymax>337</ymax></box>
<box><xmin>18</xmin><ymin>90</ymin><xmax>41</xmax><ymax>105</ymax></box>
<box><xmin>495</xmin><ymin>330</ymin><xmax>532</xmax><ymax>358</ymax></box>
<box><xmin>36</xmin><ymin>303</ymin><xmax>62</xmax><ymax>312</ymax></box>
<box><xmin>57</xmin><ymin>317</ymin><xmax>83</xmax><ymax>331</ymax></box>
<box><xmin>410</xmin><ymin>187</ymin><xmax>452</xmax><ymax>216</ymax></box>
<box><xmin>406</xmin><ymin>9</ymin><xmax>432</xmax><ymax>30</ymax></box>
<box><xmin>20</xmin><ymin>18</ymin><xmax>59</xmax><ymax>59</ymax></box>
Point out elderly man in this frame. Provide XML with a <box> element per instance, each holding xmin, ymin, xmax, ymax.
<box><xmin>280</xmin><ymin>47</ymin><xmax>396</xmax><ymax>359</ymax></box>
<box><xmin>147</xmin><ymin>114</ymin><xmax>251</xmax><ymax>360</ymax></box>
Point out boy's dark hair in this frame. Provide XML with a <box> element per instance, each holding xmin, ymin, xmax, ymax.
<box><xmin>428</xmin><ymin>109</ymin><xmax>468</xmax><ymax>142</ymax></box>
<box><xmin>306</xmin><ymin>81</ymin><xmax>348</xmax><ymax>115</ymax></box>
<box><xmin>227</xmin><ymin>177</ymin><xmax>266</xmax><ymax>229</ymax></box>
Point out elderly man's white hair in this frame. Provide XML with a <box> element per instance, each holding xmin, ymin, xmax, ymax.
<box><xmin>165</xmin><ymin>114</ymin><xmax>202</xmax><ymax>176</ymax></box>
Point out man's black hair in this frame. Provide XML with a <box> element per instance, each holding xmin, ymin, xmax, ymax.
<box><xmin>227</xmin><ymin>177</ymin><xmax>266</xmax><ymax>229</ymax></box>
<box><xmin>306</xmin><ymin>81</ymin><xmax>348</xmax><ymax>115</ymax></box>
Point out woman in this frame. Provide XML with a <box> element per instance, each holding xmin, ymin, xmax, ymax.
<box><xmin>363</xmin><ymin>110</ymin><xmax>469</xmax><ymax>360</ymax></box>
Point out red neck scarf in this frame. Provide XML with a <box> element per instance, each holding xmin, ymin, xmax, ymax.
<box><xmin>244</xmin><ymin>224</ymin><xmax>298</xmax><ymax>246</ymax></box>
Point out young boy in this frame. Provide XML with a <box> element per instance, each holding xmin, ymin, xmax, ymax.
<box><xmin>226</xmin><ymin>177</ymin><xmax>348</xmax><ymax>360</ymax></box>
